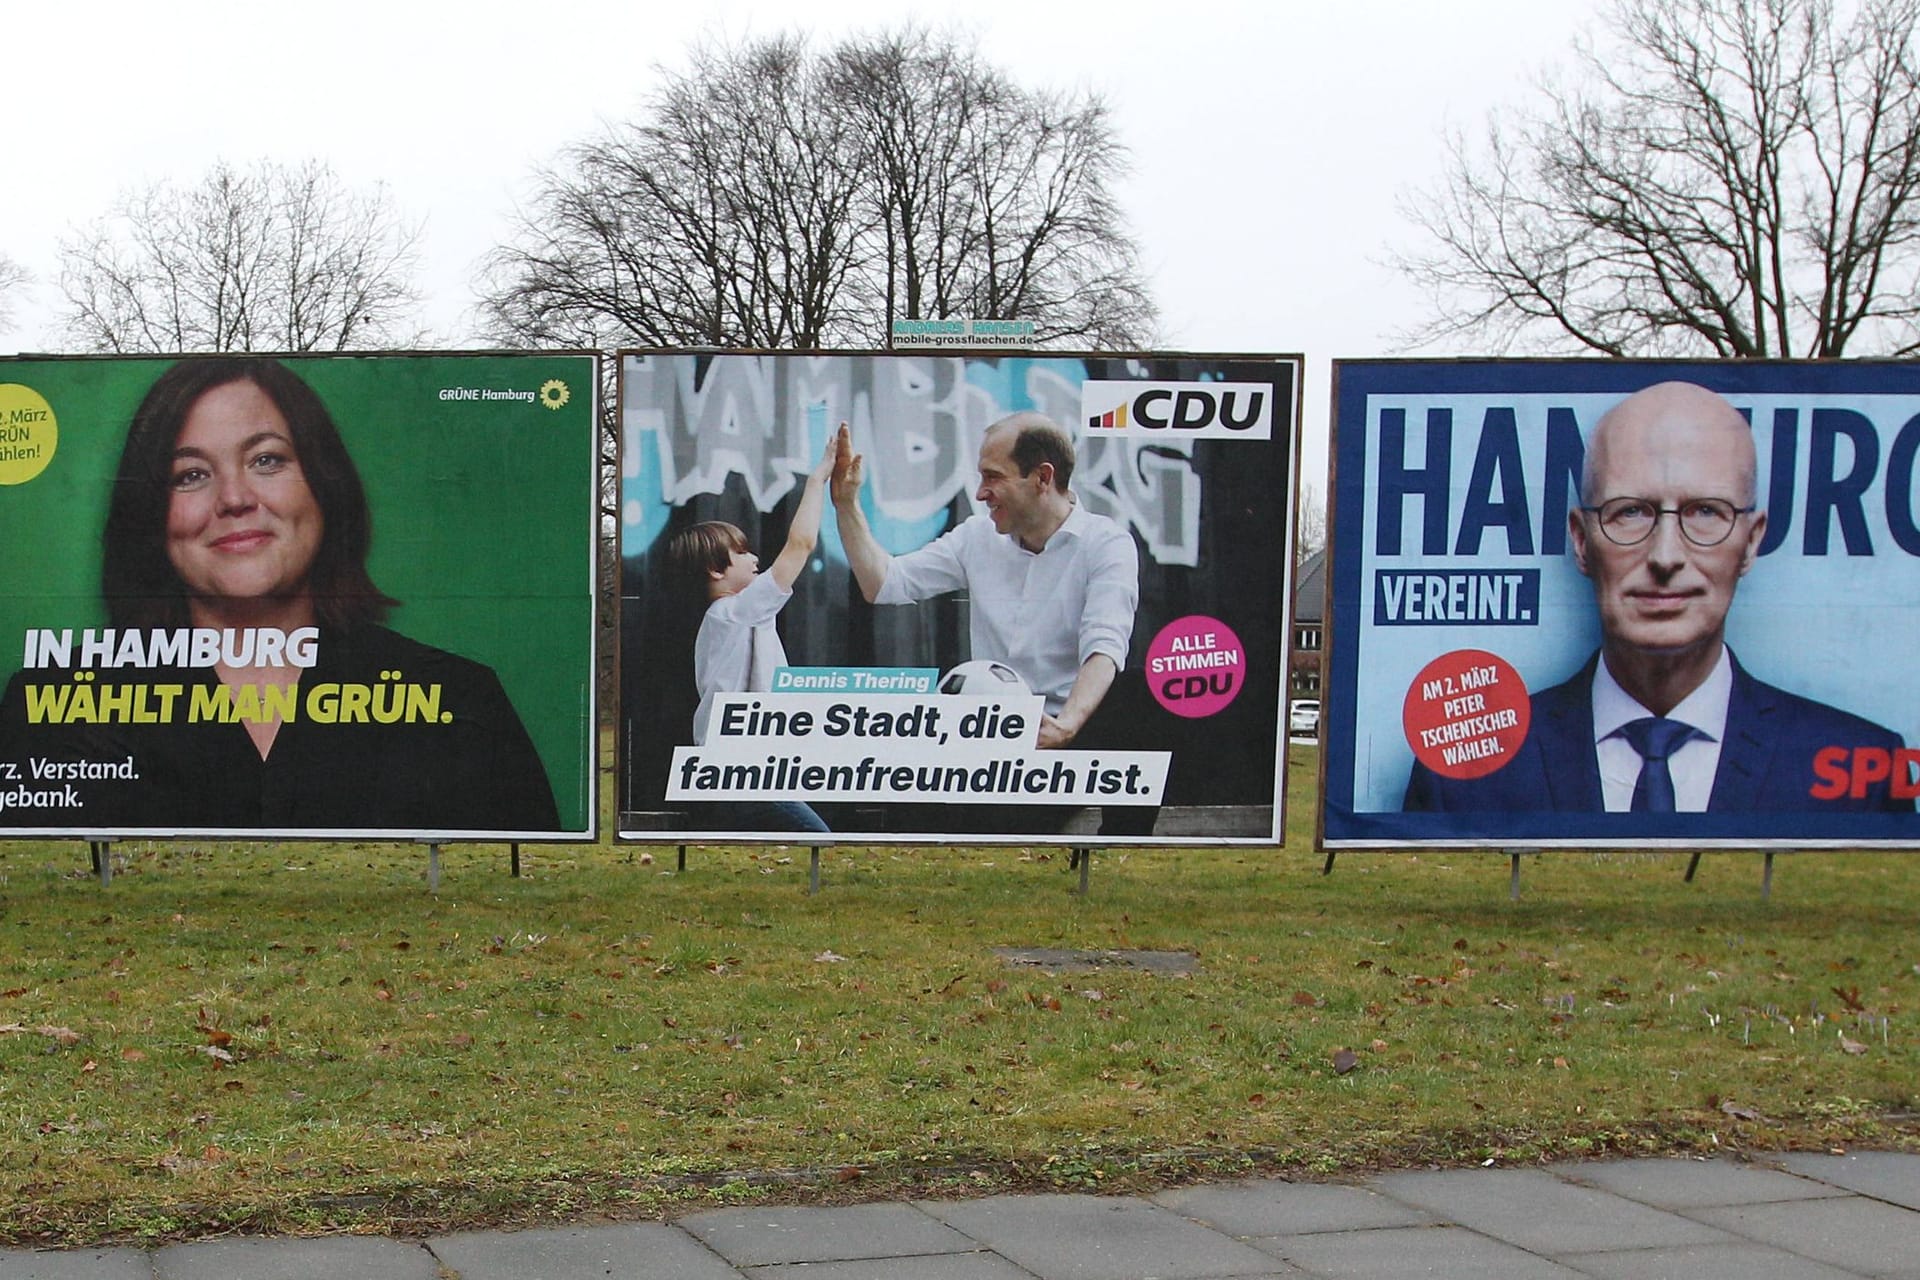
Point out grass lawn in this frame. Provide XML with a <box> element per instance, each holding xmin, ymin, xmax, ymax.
<box><xmin>1</xmin><ymin>744</ymin><xmax>1915</xmax><ymax>1244</ymax></box>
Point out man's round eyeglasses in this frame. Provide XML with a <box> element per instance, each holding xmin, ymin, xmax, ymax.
<box><xmin>1579</xmin><ymin>497</ymin><xmax>1756</xmax><ymax>547</ymax></box>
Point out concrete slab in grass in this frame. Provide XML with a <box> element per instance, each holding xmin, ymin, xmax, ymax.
<box><xmin>1547</xmin><ymin>1156</ymin><xmax>1848</xmax><ymax>1209</ymax></box>
<box><xmin>1775</xmin><ymin>1150</ymin><xmax>1920</xmax><ymax>1211</ymax></box>
<box><xmin>429</xmin><ymin>1223</ymin><xmax>744</xmax><ymax>1279</ymax></box>
<box><xmin>151</xmin><ymin>1236</ymin><xmax>440</xmax><ymax>1280</ymax></box>
<box><xmin>0</xmin><ymin>1248</ymin><xmax>154</xmax><ymax>1280</ymax></box>
<box><xmin>678</xmin><ymin>1203</ymin><xmax>973</xmax><ymax>1268</ymax></box>
<box><xmin>1687</xmin><ymin>1195</ymin><xmax>1920</xmax><ymax>1276</ymax></box>
<box><xmin>1369</xmin><ymin>1167</ymin><xmax>1732</xmax><ymax>1255</ymax></box>
<box><xmin>920</xmin><ymin>1193</ymin><xmax>1282</xmax><ymax>1280</ymax></box>
<box><xmin>1256</xmin><ymin>1224</ymin><xmax>1586</xmax><ymax>1279</ymax></box>
<box><xmin>1155</xmin><ymin>1180</ymin><xmax>1433</xmax><ymax>1237</ymax></box>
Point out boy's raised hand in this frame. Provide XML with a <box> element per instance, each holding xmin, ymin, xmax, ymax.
<box><xmin>810</xmin><ymin>427</ymin><xmax>840</xmax><ymax>484</ymax></box>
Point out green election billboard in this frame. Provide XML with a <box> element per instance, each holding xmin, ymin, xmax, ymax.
<box><xmin>0</xmin><ymin>353</ymin><xmax>598</xmax><ymax>838</ymax></box>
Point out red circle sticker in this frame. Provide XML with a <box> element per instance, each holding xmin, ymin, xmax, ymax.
<box><xmin>1402</xmin><ymin>650</ymin><xmax>1531</xmax><ymax>780</ymax></box>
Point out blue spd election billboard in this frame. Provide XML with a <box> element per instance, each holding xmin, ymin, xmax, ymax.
<box><xmin>617</xmin><ymin>350</ymin><xmax>1300</xmax><ymax>845</ymax></box>
<box><xmin>1324</xmin><ymin>360</ymin><xmax>1920</xmax><ymax>849</ymax></box>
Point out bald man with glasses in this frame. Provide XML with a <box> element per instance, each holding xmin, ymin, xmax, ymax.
<box><xmin>1405</xmin><ymin>380</ymin><xmax>1909</xmax><ymax>814</ymax></box>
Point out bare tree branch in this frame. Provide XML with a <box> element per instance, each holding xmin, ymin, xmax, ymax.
<box><xmin>0</xmin><ymin>252</ymin><xmax>26</xmax><ymax>333</ymax></box>
<box><xmin>479</xmin><ymin>26</ymin><xmax>1157</xmax><ymax>350</ymax></box>
<box><xmin>1394</xmin><ymin>0</ymin><xmax>1920</xmax><ymax>358</ymax></box>
<box><xmin>56</xmin><ymin>159</ymin><xmax>425</xmax><ymax>353</ymax></box>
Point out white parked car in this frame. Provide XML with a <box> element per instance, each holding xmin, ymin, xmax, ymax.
<box><xmin>1288</xmin><ymin>699</ymin><xmax>1321</xmax><ymax>736</ymax></box>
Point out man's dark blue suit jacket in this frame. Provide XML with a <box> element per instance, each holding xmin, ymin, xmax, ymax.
<box><xmin>1404</xmin><ymin>651</ymin><xmax>1910</xmax><ymax>813</ymax></box>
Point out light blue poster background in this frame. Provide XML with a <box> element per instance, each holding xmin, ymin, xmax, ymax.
<box><xmin>1347</xmin><ymin>388</ymin><xmax>1919</xmax><ymax>815</ymax></box>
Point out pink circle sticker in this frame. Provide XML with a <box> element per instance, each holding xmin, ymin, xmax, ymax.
<box><xmin>1145</xmin><ymin>615</ymin><xmax>1245</xmax><ymax>718</ymax></box>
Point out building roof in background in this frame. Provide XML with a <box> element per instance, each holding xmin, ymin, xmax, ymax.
<box><xmin>1294</xmin><ymin>547</ymin><xmax>1326</xmax><ymax>624</ymax></box>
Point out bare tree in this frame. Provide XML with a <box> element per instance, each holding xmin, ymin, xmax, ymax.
<box><xmin>58</xmin><ymin>159</ymin><xmax>425</xmax><ymax>353</ymax></box>
<box><xmin>481</xmin><ymin>35</ymin><xmax>868</xmax><ymax>348</ymax></box>
<box><xmin>0</xmin><ymin>253</ymin><xmax>25</xmax><ymax>333</ymax></box>
<box><xmin>481</xmin><ymin>27</ymin><xmax>1156</xmax><ymax>349</ymax></box>
<box><xmin>1295</xmin><ymin>481</ymin><xmax>1327</xmax><ymax>563</ymax></box>
<box><xmin>827</xmin><ymin>27</ymin><xmax>1156</xmax><ymax>346</ymax></box>
<box><xmin>1396</xmin><ymin>0</ymin><xmax>1920</xmax><ymax>357</ymax></box>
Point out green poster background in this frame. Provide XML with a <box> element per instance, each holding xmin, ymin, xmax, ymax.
<box><xmin>0</xmin><ymin>353</ymin><xmax>598</xmax><ymax>835</ymax></box>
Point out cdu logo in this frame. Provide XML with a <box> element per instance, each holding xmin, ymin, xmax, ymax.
<box><xmin>1080</xmin><ymin>381</ymin><xmax>1272</xmax><ymax>441</ymax></box>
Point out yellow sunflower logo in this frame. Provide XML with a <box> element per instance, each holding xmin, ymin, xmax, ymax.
<box><xmin>539</xmin><ymin>379</ymin><xmax>571</xmax><ymax>411</ymax></box>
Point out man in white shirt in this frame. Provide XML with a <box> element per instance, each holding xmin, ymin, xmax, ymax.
<box><xmin>1405</xmin><ymin>380</ymin><xmax>1908</xmax><ymax>813</ymax></box>
<box><xmin>830</xmin><ymin>413</ymin><xmax>1139</xmax><ymax>749</ymax></box>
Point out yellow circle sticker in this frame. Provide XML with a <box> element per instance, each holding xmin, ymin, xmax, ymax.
<box><xmin>0</xmin><ymin>384</ymin><xmax>57</xmax><ymax>485</ymax></box>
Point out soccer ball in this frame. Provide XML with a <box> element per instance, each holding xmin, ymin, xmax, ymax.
<box><xmin>938</xmin><ymin>660</ymin><xmax>1030</xmax><ymax>695</ymax></box>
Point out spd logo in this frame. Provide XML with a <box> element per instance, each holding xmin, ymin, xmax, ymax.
<box><xmin>1080</xmin><ymin>381</ymin><xmax>1273</xmax><ymax>441</ymax></box>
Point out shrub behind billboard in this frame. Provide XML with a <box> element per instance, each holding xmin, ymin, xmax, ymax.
<box><xmin>0</xmin><ymin>353</ymin><xmax>598</xmax><ymax>839</ymax></box>
<box><xmin>617</xmin><ymin>351</ymin><xmax>1299</xmax><ymax>844</ymax></box>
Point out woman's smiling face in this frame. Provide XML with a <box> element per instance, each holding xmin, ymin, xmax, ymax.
<box><xmin>165</xmin><ymin>379</ymin><xmax>326</xmax><ymax>611</ymax></box>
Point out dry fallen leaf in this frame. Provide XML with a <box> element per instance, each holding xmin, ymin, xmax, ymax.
<box><xmin>195</xmin><ymin>1008</ymin><xmax>231</xmax><ymax>1048</ymax></box>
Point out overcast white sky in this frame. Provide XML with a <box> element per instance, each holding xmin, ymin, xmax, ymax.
<box><xmin>0</xmin><ymin>0</ymin><xmax>1604</xmax><ymax>485</ymax></box>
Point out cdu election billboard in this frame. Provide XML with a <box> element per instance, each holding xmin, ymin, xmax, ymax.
<box><xmin>0</xmin><ymin>353</ymin><xmax>599</xmax><ymax>839</ymax></box>
<box><xmin>1323</xmin><ymin>360</ymin><xmax>1920</xmax><ymax>848</ymax></box>
<box><xmin>616</xmin><ymin>350</ymin><xmax>1300</xmax><ymax>845</ymax></box>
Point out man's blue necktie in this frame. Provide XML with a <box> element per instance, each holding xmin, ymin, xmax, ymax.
<box><xmin>1620</xmin><ymin>716</ymin><xmax>1695</xmax><ymax>813</ymax></box>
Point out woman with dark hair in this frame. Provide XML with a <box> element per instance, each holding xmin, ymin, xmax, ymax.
<box><xmin>102</xmin><ymin>357</ymin><xmax>397</xmax><ymax>634</ymax></box>
<box><xmin>0</xmin><ymin>357</ymin><xmax>558</xmax><ymax>833</ymax></box>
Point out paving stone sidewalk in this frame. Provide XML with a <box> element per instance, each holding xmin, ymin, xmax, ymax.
<box><xmin>4</xmin><ymin>1150</ymin><xmax>1915</xmax><ymax>1279</ymax></box>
